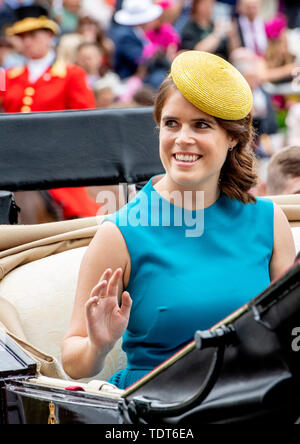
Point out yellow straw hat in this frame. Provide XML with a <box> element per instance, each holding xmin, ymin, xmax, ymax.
<box><xmin>170</xmin><ymin>50</ymin><xmax>253</xmax><ymax>121</ymax></box>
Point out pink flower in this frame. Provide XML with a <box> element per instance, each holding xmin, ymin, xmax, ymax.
<box><xmin>156</xmin><ymin>0</ymin><xmax>173</xmax><ymax>9</ymax></box>
<box><xmin>142</xmin><ymin>42</ymin><xmax>160</xmax><ymax>59</ymax></box>
<box><xmin>145</xmin><ymin>23</ymin><xmax>180</xmax><ymax>51</ymax></box>
<box><xmin>265</xmin><ymin>14</ymin><xmax>287</xmax><ymax>40</ymax></box>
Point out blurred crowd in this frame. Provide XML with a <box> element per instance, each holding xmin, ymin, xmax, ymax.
<box><xmin>0</xmin><ymin>0</ymin><xmax>299</xmax><ymax>222</ymax></box>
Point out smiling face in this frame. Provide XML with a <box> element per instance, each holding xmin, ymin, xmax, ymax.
<box><xmin>158</xmin><ymin>87</ymin><xmax>237</xmax><ymax>197</ymax></box>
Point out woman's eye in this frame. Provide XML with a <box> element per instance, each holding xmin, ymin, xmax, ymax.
<box><xmin>195</xmin><ymin>121</ymin><xmax>209</xmax><ymax>129</ymax></box>
<box><xmin>164</xmin><ymin>120</ymin><xmax>177</xmax><ymax>128</ymax></box>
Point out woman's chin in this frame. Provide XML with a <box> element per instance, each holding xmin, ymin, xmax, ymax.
<box><xmin>169</xmin><ymin>172</ymin><xmax>204</xmax><ymax>189</ymax></box>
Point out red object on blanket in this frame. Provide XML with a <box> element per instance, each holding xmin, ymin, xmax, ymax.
<box><xmin>65</xmin><ymin>386</ymin><xmax>85</xmax><ymax>392</ymax></box>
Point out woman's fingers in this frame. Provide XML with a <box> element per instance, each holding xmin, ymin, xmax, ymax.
<box><xmin>85</xmin><ymin>295</ymin><xmax>100</xmax><ymax>316</ymax></box>
<box><xmin>89</xmin><ymin>267</ymin><xmax>123</xmax><ymax>302</ymax></box>
<box><xmin>119</xmin><ymin>291</ymin><xmax>132</xmax><ymax>318</ymax></box>
<box><xmin>89</xmin><ymin>268</ymin><xmax>114</xmax><ymax>298</ymax></box>
<box><xmin>90</xmin><ymin>278</ymin><xmax>108</xmax><ymax>299</ymax></box>
<box><xmin>107</xmin><ymin>267</ymin><xmax>123</xmax><ymax>298</ymax></box>
<box><xmin>99</xmin><ymin>268</ymin><xmax>112</xmax><ymax>282</ymax></box>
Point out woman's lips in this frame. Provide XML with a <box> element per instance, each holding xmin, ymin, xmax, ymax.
<box><xmin>172</xmin><ymin>153</ymin><xmax>202</xmax><ymax>167</ymax></box>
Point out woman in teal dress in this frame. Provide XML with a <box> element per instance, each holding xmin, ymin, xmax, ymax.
<box><xmin>61</xmin><ymin>51</ymin><xmax>296</xmax><ymax>388</ymax></box>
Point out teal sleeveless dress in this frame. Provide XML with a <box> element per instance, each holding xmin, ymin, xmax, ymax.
<box><xmin>104</xmin><ymin>176</ymin><xmax>274</xmax><ymax>389</ymax></box>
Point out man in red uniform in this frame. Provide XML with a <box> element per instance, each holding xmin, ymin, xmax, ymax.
<box><xmin>0</xmin><ymin>5</ymin><xmax>100</xmax><ymax>221</ymax></box>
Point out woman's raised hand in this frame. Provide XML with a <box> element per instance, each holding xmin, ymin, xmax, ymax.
<box><xmin>85</xmin><ymin>268</ymin><xmax>132</xmax><ymax>350</ymax></box>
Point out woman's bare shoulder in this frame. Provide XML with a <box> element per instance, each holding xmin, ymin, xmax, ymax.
<box><xmin>85</xmin><ymin>220</ymin><xmax>131</xmax><ymax>287</ymax></box>
<box><xmin>94</xmin><ymin>219</ymin><xmax>127</xmax><ymax>243</ymax></box>
<box><xmin>270</xmin><ymin>203</ymin><xmax>296</xmax><ymax>280</ymax></box>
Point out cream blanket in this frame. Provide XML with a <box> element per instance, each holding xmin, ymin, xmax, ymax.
<box><xmin>0</xmin><ymin>216</ymin><xmax>127</xmax><ymax>382</ymax></box>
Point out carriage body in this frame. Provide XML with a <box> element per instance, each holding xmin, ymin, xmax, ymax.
<box><xmin>0</xmin><ymin>334</ymin><xmax>121</xmax><ymax>424</ymax></box>
<box><xmin>0</xmin><ymin>108</ymin><xmax>299</xmax><ymax>424</ymax></box>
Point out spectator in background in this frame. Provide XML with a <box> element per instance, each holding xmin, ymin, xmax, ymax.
<box><xmin>231</xmin><ymin>47</ymin><xmax>278</xmax><ymax>137</ymax></box>
<box><xmin>264</xmin><ymin>14</ymin><xmax>296</xmax><ymax>82</ymax></box>
<box><xmin>93</xmin><ymin>71</ymin><xmax>124</xmax><ymax>107</ymax></box>
<box><xmin>53</xmin><ymin>0</ymin><xmax>81</xmax><ymax>34</ymax></box>
<box><xmin>116</xmin><ymin>73</ymin><xmax>157</xmax><ymax>106</ymax></box>
<box><xmin>57</xmin><ymin>15</ymin><xmax>114</xmax><ymax>74</ymax></box>
<box><xmin>81</xmin><ymin>0</ymin><xmax>114</xmax><ymax>31</ymax></box>
<box><xmin>1</xmin><ymin>5</ymin><xmax>95</xmax><ymax>112</ymax></box>
<box><xmin>55</xmin><ymin>29</ymin><xmax>82</xmax><ymax>63</ymax></box>
<box><xmin>230</xmin><ymin>12</ymin><xmax>298</xmax><ymax>86</ymax></box>
<box><xmin>110</xmin><ymin>0</ymin><xmax>154</xmax><ymax>81</ymax></box>
<box><xmin>233</xmin><ymin>0</ymin><xmax>268</xmax><ymax>56</ymax></box>
<box><xmin>0</xmin><ymin>4</ymin><xmax>99</xmax><ymax>222</ymax></box>
<box><xmin>132</xmin><ymin>83</ymin><xmax>155</xmax><ymax>105</ymax></box>
<box><xmin>76</xmin><ymin>41</ymin><xmax>124</xmax><ymax>102</ymax></box>
<box><xmin>214</xmin><ymin>0</ymin><xmax>237</xmax><ymax>20</ymax></box>
<box><xmin>111</xmin><ymin>0</ymin><xmax>172</xmax><ymax>89</ymax></box>
<box><xmin>181</xmin><ymin>0</ymin><xmax>236</xmax><ymax>60</ymax></box>
<box><xmin>281</xmin><ymin>0</ymin><xmax>300</xmax><ymax>30</ymax></box>
<box><xmin>265</xmin><ymin>146</ymin><xmax>300</xmax><ymax>195</ymax></box>
<box><xmin>264</xmin><ymin>13</ymin><xmax>298</xmax><ymax>112</ymax></box>
<box><xmin>76</xmin><ymin>15</ymin><xmax>115</xmax><ymax>73</ymax></box>
<box><xmin>143</xmin><ymin>0</ymin><xmax>180</xmax><ymax>62</ymax></box>
<box><xmin>75</xmin><ymin>41</ymin><xmax>104</xmax><ymax>88</ymax></box>
<box><xmin>111</xmin><ymin>0</ymin><xmax>191</xmax><ymax>35</ymax></box>
<box><xmin>162</xmin><ymin>0</ymin><xmax>192</xmax><ymax>34</ymax></box>
<box><xmin>260</xmin><ymin>0</ymin><xmax>278</xmax><ymax>21</ymax></box>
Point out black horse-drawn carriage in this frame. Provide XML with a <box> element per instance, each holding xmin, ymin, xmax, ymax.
<box><xmin>0</xmin><ymin>108</ymin><xmax>300</xmax><ymax>425</ymax></box>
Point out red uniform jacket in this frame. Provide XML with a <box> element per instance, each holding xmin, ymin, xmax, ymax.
<box><xmin>0</xmin><ymin>60</ymin><xmax>96</xmax><ymax>112</ymax></box>
<box><xmin>0</xmin><ymin>61</ymin><xmax>100</xmax><ymax>219</ymax></box>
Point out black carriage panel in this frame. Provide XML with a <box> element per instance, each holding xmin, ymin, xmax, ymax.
<box><xmin>0</xmin><ymin>107</ymin><xmax>162</xmax><ymax>191</ymax></box>
<box><xmin>121</xmin><ymin>260</ymin><xmax>300</xmax><ymax>424</ymax></box>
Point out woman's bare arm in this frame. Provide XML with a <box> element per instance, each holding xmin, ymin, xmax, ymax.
<box><xmin>61</xmin><ymin>221</ymin><xmax>131</xmax><ymax>380</ymax></box>
<box><xmin>270</xmin><ymin>203</ymin><xmax>296</xmax><ymax>281</ymax></box>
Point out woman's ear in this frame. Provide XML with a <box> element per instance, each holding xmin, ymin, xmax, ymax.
<box><xmin>228</xmin><ymin>136</ymin><xmax>238</xmax><ymax>149</ymax></box>
<box><xmin>230</xmin><ymin>136</ymin><xmax>239</xmax><ymax>148</ymax></box>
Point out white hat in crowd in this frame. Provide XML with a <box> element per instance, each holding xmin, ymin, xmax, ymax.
<box><xmin>93</xmin><ymin>72</ymin><xmax>125</xmax><ymax>96</ymax></box>
<box><xmin>114</xmin><ymin>0</ymin><xmax>163</xmax><ymax>26</ymax></box>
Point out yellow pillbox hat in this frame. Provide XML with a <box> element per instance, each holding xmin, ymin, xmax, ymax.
<box><xmin>171</xmin><ymin>51</ymin><xmax>253</xmax><ymax>121</ymax></box>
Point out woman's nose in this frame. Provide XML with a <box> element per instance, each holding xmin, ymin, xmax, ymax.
<box><xmin>175</xmin><ymin>126</ymin><xmax>195</xmax><ymax>145</ymax></box>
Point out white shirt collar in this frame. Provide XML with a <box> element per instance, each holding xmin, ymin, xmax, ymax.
<box><xmin>27</xmin><ymin>50</ymin><xmax>56</xmax><ymax>84</ymax></box>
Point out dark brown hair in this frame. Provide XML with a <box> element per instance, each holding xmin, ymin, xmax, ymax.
<box><xmin>153</xmin><ymin>76</ymin><xmax>257</xmax><ymax>204</ymax></box>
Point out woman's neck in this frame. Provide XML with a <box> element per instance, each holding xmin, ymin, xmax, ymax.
<box><xmin>152</xmin><ymin>174</ymin><xmax>220</xmax><ymax>210</ymax></box>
